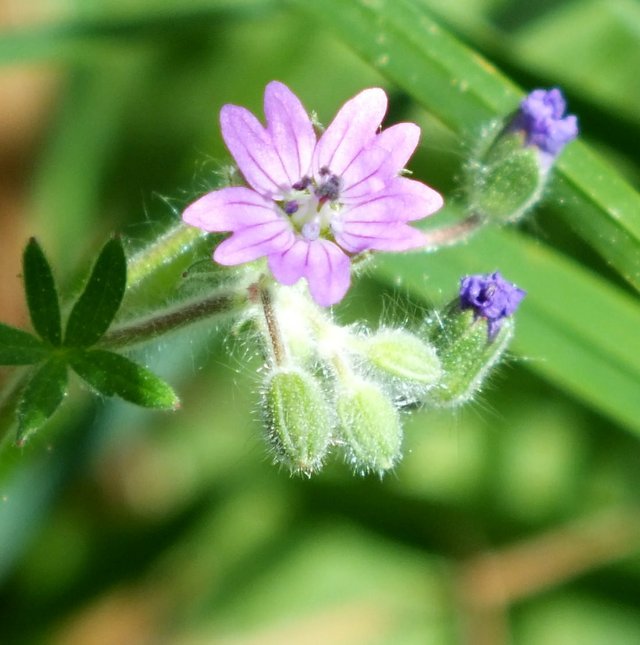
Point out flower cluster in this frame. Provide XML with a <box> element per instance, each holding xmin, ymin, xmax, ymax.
<box><xmin>182</xmin><ymin>81</ymin><xmax>443</xmax><ymax>306</ymax></box>
<box><xmin>511</xmin><ymin>88</ymin><xmax>578</xmax><ymax>161</ymax></box>
<box><xmin>460</xmin><ymin>271</ymin><xmax>526</xmax><ymax>339</ymax></box>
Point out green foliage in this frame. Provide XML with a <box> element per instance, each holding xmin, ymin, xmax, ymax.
<box><xmin>0</xmin><ymin>1</ymin><xmax>639</xmax><ymax>643</ymax></box>
<box><xmin>22</xmin><ymin>238</ymin><xmax>62</xmax><ymax>346</ymax></box>
<box><xmin>16</xmin><ymin>358</ymin><xmax>68</xmax><ymax>445</ymax></box>
<box><xmin>70</xmin><ymin>349</ymin><xmax>179</xmax><ymax>410</ymax></box>
<box><xmin>64</xmin><ymin>237</ymin><xmax>127</xmax><ymax>348</ymax></box>
<box><xmin>0</xmin><ymin>324</ymin><xmax>49</xmax><ymax>365</ymax></box>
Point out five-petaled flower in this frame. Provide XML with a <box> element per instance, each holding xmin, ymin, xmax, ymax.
<box><xmin>460</xmin><ymin>271</ymin><xmax>526</xmax><ymax>339</ymax></box>
<box><xmin>182</xmin><ymin>81</ymin><xmax>443</xmax><ymax>306</ymax></box>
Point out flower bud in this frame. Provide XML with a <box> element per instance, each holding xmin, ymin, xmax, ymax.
<box><xmin>429</xmin><ymin>272</ymin><xmax>525</xmax><ymax>406</ymax></box>
<box><xmin>262</xmin><ymin>367</ymin><xmax>332</xmax><ymax>475</ymax></box>
<box><xmin>358</xmin><ymin>329</ymin><xmax>441</xmax><ymax>387</ymax></box>
<box><xmin>337</xmin><ymin>378</ymin><xmax>402</xmax><ymax>475</ymax></box>
<box><xmin>468</xmin><ymin>88</ymin><xmax>578</xmax><ymax>223</ymax></box>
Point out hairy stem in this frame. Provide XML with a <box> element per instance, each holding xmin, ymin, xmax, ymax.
<box><xmin>259</xmin><ymin>285</ymin><xmax>286</xmax><ymax>367</ymax></box>
<box><xmin>101</xmin><ymin>288</ymin><xmax>244</xmax><ymax>349</ymax></box>
<box><xmin>423</xmin><ymin>212</ymin><xmax>486</xmax><ymax>250</ymax></box>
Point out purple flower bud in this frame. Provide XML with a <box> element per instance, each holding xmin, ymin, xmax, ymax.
<box><xmin>460</xmin><ymin>271</ymin><xmax>526</xmax><ymax>339</ymax></box>
<box><xmin>512</xmin><ymin>88</ymin><xmax>578</xmax><ymax>157</ymax></box>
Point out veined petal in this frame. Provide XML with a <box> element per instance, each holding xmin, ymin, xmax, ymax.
<box><xmin>342</xmin><ymin>177</ymin><xmax>443</xmax><ymax>221</ymax></box>
<box><xmin>339</xmin><ymin>146</ymin><xmax>389</xmax><ymax>198</ymax></box>
<box><xmin>336</xmin><ymin>222</ymin><xmax>427</xmax><ymax>254</ymax></box>
<box><xmin>313</xmin><ymin>88</ymin><xmax>387</xmax><ymax>177</ymax></box>
<box><xmin>374</xmin><ymin>123</ymin><xmax>421</xmax><ymax>175</ymax></box>
<box><xmin>268</xmin><ymin>239</ymin><xmax>309</xmax><ymax>286</ymax></box>
<box><xmin>220</xmin><ymin>104</ymin><xmax>289</xmax><ymax>197</ymax></box>
<box><xmin>213</xmin><ymin>220</ymin><xmax>294</xmax><ymax>265</ymax></box>
<box><xmin>304</xmin><ymin>240</ymin><xmax>351</xmax><ymax>307</ymax></box>
<box><xmin>264</xmin><ymin>81</ymin><xmax>316</xmax><ymax>186</ymax></box>
<box><xmin>182</xmin><ymin>187</ymin><xmax>279</xmax><ymax>232</ymax></box>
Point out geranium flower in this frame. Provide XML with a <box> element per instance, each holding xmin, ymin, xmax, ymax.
<box><xmin>182</xmin><ymin>81</ymin><xmax>443</xmax><ymax>306</ymax></box>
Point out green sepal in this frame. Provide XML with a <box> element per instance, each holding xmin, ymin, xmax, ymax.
<box><xmin>64</xmin><ymin>237</ymin><xmax>127</xmax><ymax>347</ymax></box>
<box><xmin>262</xmin><ymin>368</ymin><xmax>332</xmax><ymax>475</ymax></box>
<box><xmin>468</xmin><ymin>130</ymin><xmax>545</xmax><ymax>223</ymax></box>
<box><xmin>337</xmin><ymin>379</ymin><xmax>402</xmax><ymax>476</ymax></box>
<box><xmin>70</xmin><ymin>349</ymin><xmax>179</xmax><ymax>410</ymax></box>
<box><xmin>0</xmin><ymin>322</ymin><xmax>50</xmax><ymax>365</ymax></box>
<box><xmin>16</xmin><ymin>357</ymin><xmax>68</xmax><ymax>445</ymax></box>
<box><xmin>23</xmin><ymin>238</ymin><xmax>62</xmax><ymax>346</ymax></box>
<box><xmin>429</xmin><ymin>304</ymin><xmax>513</xmax><ymax>407</ymax></box>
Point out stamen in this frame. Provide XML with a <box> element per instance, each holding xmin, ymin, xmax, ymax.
<box><xmin>292</xmin><ymin>176</ymin><xmax>311</xmax><ymax>191</ymax></box>
<box><xmin>284</xmin><ymin>200</ymin><xmax>299</xmax><ymax>215</ymax></box>
<box><xmin>315</xmin><ymin>174</ymin><xmax>341</xmax><ymax>202</ymax></box>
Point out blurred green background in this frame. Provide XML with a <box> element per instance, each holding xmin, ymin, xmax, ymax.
<box><xmin>1</xmin><ymin>1</ymin><xmax>639</xmax><ymax>643</ymax></box>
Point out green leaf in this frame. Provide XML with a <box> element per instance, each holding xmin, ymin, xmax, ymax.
<box><xmin>64</xmin><ymin>237</ymin><xmax>127</xmax><ymax>348</ymax></box>
<box><xmin>0</xmin><ymin>323</ymin><xmax>50</xmax><ymax>365</ymax></box>
<box><xmin>22</xmin><ymin>238</ymin><xmax>62</xmax><ymax>346</ymax></box>
<box><xmin>293</xmin><ymin>0</ymin><xmax>640</xmax><ymax>291</ymax></box>
<box><xmin>375</xmin><ymin>224</ymin><xmax>640</xmax><ymax>437</ymax></box>
<box><xmin>16</xmin><ymin>358</ymin><xmax>68</xmax><ymax>445</ymax></box>
<box><xmin>70</xmin><ymin>349</ymin><xmax>179</xmax><ymax>410</ymax></box>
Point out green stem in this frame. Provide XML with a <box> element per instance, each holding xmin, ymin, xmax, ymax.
<box><xmin>259</xmin><ymin>285</ymin><xmax>286</xmax><ymax>367</ymax></box>
<box><xmin>101</xmin><ymin>287</ymin><xmax>245</xmax><ymax>349</ymax></box>
<box><xmin>423</xmin><ymin>212</ymin><xmax>486</xmax><ymax>250</ymax></box>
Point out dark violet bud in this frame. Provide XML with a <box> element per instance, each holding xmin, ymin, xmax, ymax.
<box><xmin>460</xmin><ymin>271</ymin><xmax>526</xmax><ymax>339</ymax></box>
<box><xmin>511</xmin><ymin>88</ymin><xmax>579</xmax><ymax>158</ymax></box>
<box><xmin>427</xmin><ymin>273</ymin><xmax>525</xmax><ymax>407</ymax></box>
<box><xmin>465</xmin><ymin>87</ymin><xmax>578</xmax><ymax>223</ymax></box>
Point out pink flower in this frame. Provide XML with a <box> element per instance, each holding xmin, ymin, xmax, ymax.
<box><xmin>183</xmin><ymin>82</ymin><xmax>443</xmax><ymax>306</ymax></box>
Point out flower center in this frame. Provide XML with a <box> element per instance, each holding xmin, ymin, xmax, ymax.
<box><xmin>279</xmin><ymin>169</ymin><xmax>343</xmax><ymax>241</ymax></box>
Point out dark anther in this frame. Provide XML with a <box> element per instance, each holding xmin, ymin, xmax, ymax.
<box><xmin>292</xmin><ymin>176</ymin><xmax>311</xmax><ymax>191</ymax></box>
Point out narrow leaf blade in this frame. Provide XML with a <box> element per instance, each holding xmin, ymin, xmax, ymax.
<box><xmin>70</xmin><ymin>349</ymin><xmax>179</xmax><ymax>410</ymax></box>
<box><xmin>23</xmin><ymin>238</ymin><xmax>62</xmax><ymax>346</ymax></box>
<box><xmin>0</xmin><ymin>323</ymin><xmax>50</xmax><ymax>365</ymax></box>
<box><xmin>64</xmin><ymin>237</ymin><xmax>127</xmax><ymax>347</ymax></box>
<box><xmin>17</xmin><ymin>358</ymin><xmax>68</xmax><ymax>444</ymax></box>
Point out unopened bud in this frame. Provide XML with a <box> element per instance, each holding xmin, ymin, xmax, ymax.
<box><xmin>337</xmin><ymin>379</ymin><xmax>402</xmax><ymax>475</ymax></box>
<box><xmin>262</xmin><ymin>367</ymin><xmax>332</xmax><ymax>475</ymax></box>
<box><xmin>429</xmin><ymin>272</ymin><xmax>525</xmax><ymax>406</ymax></box>
<box><xmin>359</xmin><ymin>329</ymin><xmax>441</xmax><ymax>388</ymax></box>
<box><xmin>468</xmin><ymin>88</ymin><xmax>578</xmax><ymax>223</ymax></box>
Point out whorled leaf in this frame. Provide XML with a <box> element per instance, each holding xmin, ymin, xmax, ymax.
<box><xmin>70</xmin><ymin>349</ymin><xmax>179</xmax><ymax>410</ymax></box>
<box><xmin>0</xmin><ymin>323</ymin><xmax>50</xmax><ymax>365</ymax></box>
<box><xmin>64</xmin><ymin>237</ymin><xmax>127</xmax><ymax>348</ymax></box>
<box><xmin>16</xmin><ymin>357</ymin><xmax>68</xmax><ymax>445</ymax></box>
<box><xmin>22</xmin><ymin>238</ymin><xmax>62</xmax><ymax>346</ymax></box>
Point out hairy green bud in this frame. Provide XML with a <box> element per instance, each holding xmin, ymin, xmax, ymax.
<box><xmin>359</xmin><ymin>328</ymin><xmax>441</xmax><ymax>388</ymax></box>
<box><xmin>429</xmin><ymin>306</ymin><xmax>514</xmax><ymax>407</ymax></box>
<box><xmin>262</xmin><ymin>367</ymin><xmax>332</xmax><ymax>475</ymax></box>
<box><xmin>337</xmin><ymin>378</ymin><xmax>402</xmax><ymax>475</ymax></box>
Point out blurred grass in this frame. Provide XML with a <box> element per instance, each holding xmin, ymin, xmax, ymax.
<box><xmin>1</xmin><ymin>1</ymin><xmax>640</xmax><ymax>644</ymax></box>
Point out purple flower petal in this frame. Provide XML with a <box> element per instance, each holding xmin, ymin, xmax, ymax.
<box><xmin>312</xmin><ymin>88</ymin><xmax>387</xmax><ymax>177</ymax></box>
<box><xmin>341</xmin><ymin>177</ymin><xmax>443</xmax><ymax>221</ymax></box>
<box><xmin>336</xmin><ymin>221</ymin><xmax>427</xmax><ymax>253</ymax></box>
<box><xmin>182</xmin><ymin>186</ymin><xmax>280</xmax><ymax>232</ymax></box>
<box><xmin>267</xmin><ymin>239</ymin><xmax>309</xmax><ymax>286</ymax></box>
<box><xmin>304</xmin><ymin>240</ymin><xmax>351</xmax><ymax>307</ymax></box>
<box><xmin>220</xmin><ymin>104</ymin><xmax>289</xmax><ymax>197</ymax></box>
<box><xmin>264</xmin><ymin>81</ymin><xmax>316</xmax><ymax>186</ymax></box>
<box><xmin>213</xmin><ymin>220</ymin><xmax>294</xmax><ymax>265</ymax></box>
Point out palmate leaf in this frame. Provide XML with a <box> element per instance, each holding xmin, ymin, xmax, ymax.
<box><xmin>70</xmin><ymin>349</ymin><xmax>179</xmax><ymax>410</ymax></box>
<box><xmin>22</xmin><ymin>238</ymin><xmax>62</xmax><ymax>346</ymax></box>
<box><xmin>64</xmin><ymin>237</ymin><xmax>127</xmax><ymax>348</ymax></box>
<box><xmin>0</xmin><ymin>323</ymin><xmax>49</xmax><ymax>365</ymax></box>
<box><xmin>292</xmin><ymin>0</ymin><xmax>640</xmax><ymax>292</ymax></box>
<box><xmin>16</xmin><ymin>358</ymin><xmax>68</xmax><ymax>445</ymax></box>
